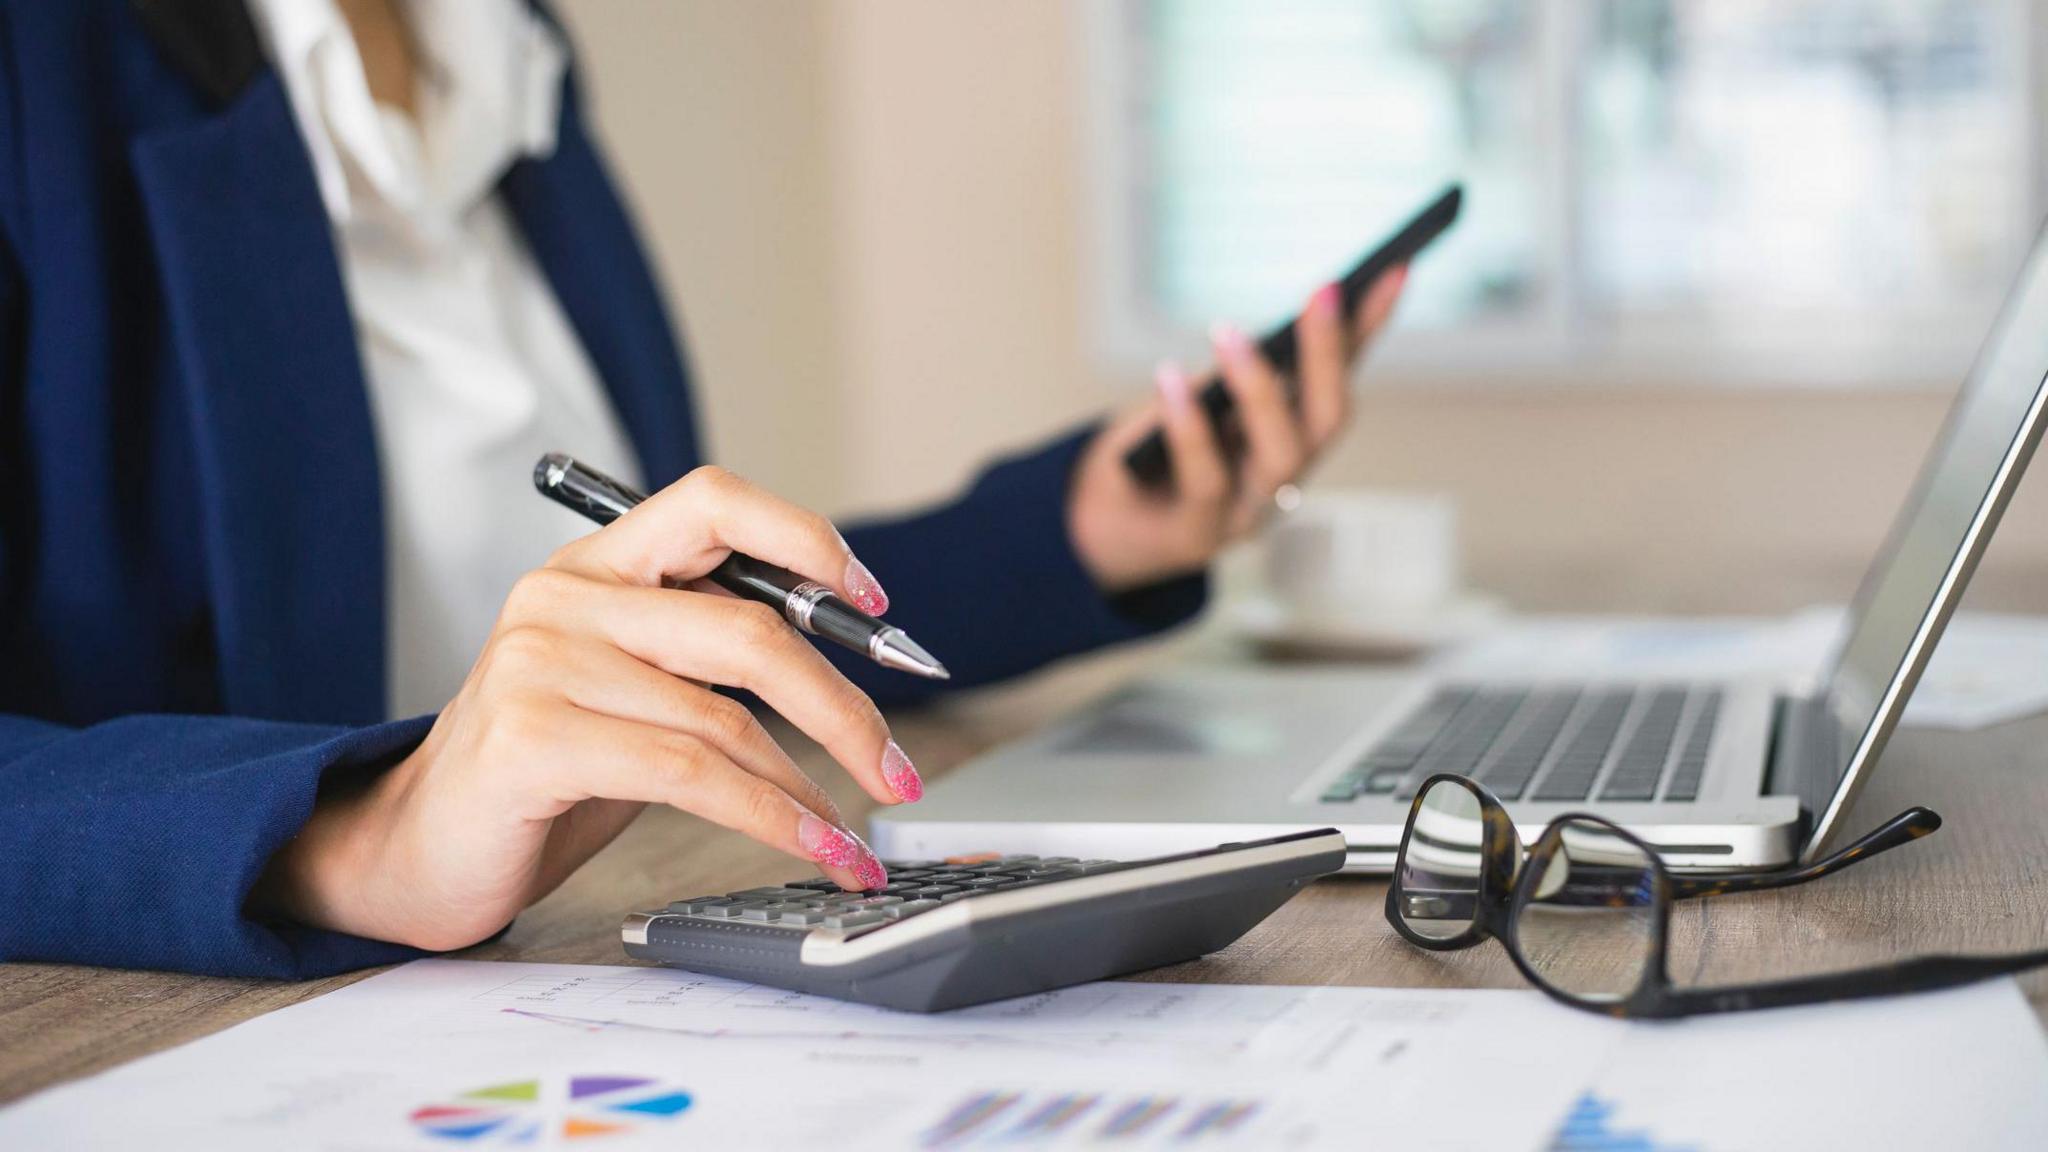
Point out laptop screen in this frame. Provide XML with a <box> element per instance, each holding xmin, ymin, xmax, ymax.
<box><xmin>1815</xmin><ymin>229</ymin><xmax>2048</xmax><ymax>841</ymax></box>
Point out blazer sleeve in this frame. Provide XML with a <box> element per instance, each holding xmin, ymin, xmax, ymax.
<box><xmin>0</xmin><ymin>713</ymin><xmax>439</xmax><ymax>977</ymax></box>
<box><xmin>831</xmin><ymin>423</ymin><xmax>1208</xmax><ymax>707</ymax></box>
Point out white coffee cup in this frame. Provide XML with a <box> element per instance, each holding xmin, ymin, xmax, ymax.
<box><xmin>1262</xmin><ymin>489</ymin><xmax>1460</xmax><ymax>625</ymax></box>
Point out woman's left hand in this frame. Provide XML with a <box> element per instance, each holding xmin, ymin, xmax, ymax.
<box><xmin>1067</xmin><ymin>267</ymin><xmax>1408</xmax><ymax>593</ymax></box>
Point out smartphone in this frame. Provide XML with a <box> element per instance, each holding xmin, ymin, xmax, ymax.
<box><xmin>1122</xmin><ymin>184</ymin><xmax>1463</xmax><ymax>489</ymax></box>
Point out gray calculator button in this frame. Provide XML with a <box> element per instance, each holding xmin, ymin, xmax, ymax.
<box><xmin>907</xmin><ymin>885</ymin><xmax>960</xmax><ymax>899</ymax></box>
<box><xmin>1034</xmin><ymin>857</ymin><xmax>1078</xmax><ymax>866</ymax></box>
<box><xmin>702</xmin><ymin>901</ymin><xmax>766</xmax><ymax>918</ymax></box>
<box><xmin>823</xmin><ymin>910</ymin><xmax>887</xmax><ymax>929</ymax></box>
<box><xmin>739</xmin><ymin>905</ymin><xmax>786</xmax><ymax>922</ymax></box>
<box><xmin>882</xmin><ymin>900</ymin><xmax>941</xmax><ymax>919</ymax></box>
<box><xmin>733</xmin><ymin>887</ymin><xmax>816</xmax><ymax>900</ymax></box>
<box><xmin>667</xmin><ymin>897</ymin><xmax>733</xmax><ymax>914</ymax></box>
<box><xmin>775</xmin><ymin>908</ymin><xmax>827</xmax><ymax>925</ymax></box>
<box><xmin>958</xmin><ymin>877</ymin><xmax>1012</xmax><ymax>889</ymax></box>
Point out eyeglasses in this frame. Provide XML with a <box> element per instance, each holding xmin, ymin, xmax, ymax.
<box><xmin>1387</xmin><ymin>773</ymin><xmax>2048</xmax><ymax>1018</ymax></box>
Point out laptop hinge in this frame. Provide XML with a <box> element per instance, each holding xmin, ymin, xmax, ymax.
<box><xmin>1765</xmin><ymin>694</ymin><xmax>1835</xmax><ymax>841</ymax></box>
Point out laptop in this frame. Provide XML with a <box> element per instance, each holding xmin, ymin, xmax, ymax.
<box><xmin>874</xmin><ymin>221</ymin><xmax>2048</xmax><ymax>875</ymax></box>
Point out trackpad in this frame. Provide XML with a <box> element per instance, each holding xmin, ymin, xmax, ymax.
<box><xmin>1050</xmin><ymin>685</ymin><xmax>1297</xmax><ymax>758</ymax></box>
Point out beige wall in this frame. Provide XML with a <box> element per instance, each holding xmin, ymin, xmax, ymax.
<box><xmin>556</xmin><ymin>0</ymin><xmax>2048</xmax><ymax>614</ymax></box>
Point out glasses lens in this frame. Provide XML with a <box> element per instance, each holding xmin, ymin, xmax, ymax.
<box><xmin>1513</xmin><ymin>818</ymin><xmax>1661</xmax><ymax>1001</ymax></box>
<box><xmin>1394</xmin><ymin>778</ymin><xmax>1491</xmax><ymax>941</ymax></box>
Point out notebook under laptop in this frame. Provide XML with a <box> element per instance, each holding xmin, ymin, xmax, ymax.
<box><xmin>875</xmin><ymin>220</ymin><xmax>2048</xmax><ymax>874</ymax></box>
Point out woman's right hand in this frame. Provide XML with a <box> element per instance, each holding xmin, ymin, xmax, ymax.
<box><xmin>254</xmin><ymin>466</ymin><xmax>921</xmax><ymax>952</ymax></box>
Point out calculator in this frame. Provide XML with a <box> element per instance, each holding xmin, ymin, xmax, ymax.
<box><xmin>621</xmin><ymin>828</ymin><xmax>1346</xmax><ymax>1012</ymax></box>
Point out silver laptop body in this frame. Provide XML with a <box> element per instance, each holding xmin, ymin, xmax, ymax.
<box><xmin>875</xmin><ymin>223</ymin><xmax>2048</xmax><ymax>874</ymax></box>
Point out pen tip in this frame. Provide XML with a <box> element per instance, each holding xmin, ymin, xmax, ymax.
<box><xmin>874</xmin><ymin>629</ymin><xmax>949</xmax><ymax>680</ymax></box>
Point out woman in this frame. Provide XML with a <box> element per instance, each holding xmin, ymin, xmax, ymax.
<box><xmin>0</xmin><ymin>0</ymin><xmax>1404</xmax><ymax>977</ymax></box>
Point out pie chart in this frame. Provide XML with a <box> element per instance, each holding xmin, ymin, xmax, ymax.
<box><xmin>409</xmin><ymin>1075</ymin><xmax>693</xmax><ymax>1143</ymax></box>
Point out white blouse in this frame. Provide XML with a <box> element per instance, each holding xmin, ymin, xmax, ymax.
<box><xmin>248</xmin><ymin>0</ymin><xmax>645</xmax><ymax>719</ymax></box>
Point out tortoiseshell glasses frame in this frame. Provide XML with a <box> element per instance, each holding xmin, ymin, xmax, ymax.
<box><xmin>1384</xmin><ymin>773</ymin><xmax>2047</xmax><ymax>1018</ymax></box>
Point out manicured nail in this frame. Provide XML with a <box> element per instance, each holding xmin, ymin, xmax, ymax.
<box><xmin>798</xmin><ymin>812</ymin><xmax>889</xmax><ymax>890</ymax></box>
<box><xmin>1309</xmin><ymin>282</ymin><xmax>1340</xmax><ymax>318</ymax></box>
<box><xmin>881</xmin><ymin>739</ymin><xmax>923</xmax><ymax>803</ymax></box>
<box><xmin>1210</xmin><ymin>322</ymin><xmax>1251</xmax><ymax>364</ymax></box>
<box><xmin>844</xmin><ymin>556</ymin><xmax>888</xmax><ymax>617</ymax></box>
<box><xmin>1154</xmin><ymin>360</ymin><xmax>1192</xmax><ymax>415</ymax></box>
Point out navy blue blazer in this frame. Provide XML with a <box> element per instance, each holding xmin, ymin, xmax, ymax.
<box><xmin>0</xmin><ymin>1</ymin><xmax>1203</xmax><ymax>978</ymax></box>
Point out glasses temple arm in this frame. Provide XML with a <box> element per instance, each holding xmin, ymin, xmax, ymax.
<box><xmin>1651</xmin><ymin>944</ymin><xmax>2048</xmax><ymax>1018</ymax></box>
<box><xmin>1666</xmin><ymin>807</ymin><xmax>1941</xmax><ymax>900</ymax></box>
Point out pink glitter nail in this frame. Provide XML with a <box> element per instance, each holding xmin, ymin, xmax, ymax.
<box><xmin>881</xmin><ymin>739</ymin><xmax>923</xmax><ymax>803</ymax></box>
<box><xmin>844</xmin><ymin>556</ymin><xmax>889</xmax><ymax>617</ymax></box>
<box><xmin>798</xmin><ymin>813</ymin><xmax>889</xmax><ymax>890</ymax></box>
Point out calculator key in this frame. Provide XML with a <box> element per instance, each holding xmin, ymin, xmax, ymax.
<box><xmin>879</xmin><ymin>882</ymin><xmax>925</xmax><ymax>895</ymax></box>
<box><xmin>1076</xmin><ymin>861</ymin><xmax>1119</xmax><ymax>872</ymax></box>
<box><xmin>958</xmin><ymin>877</ymin><xmax>1013</xmax><ymax>889</ymax></box>
<box><xmin>882</xmin><ymin>900</ymin><xmax>941</xmax><ymax>919</ymax></box>
<box><xmin>774</xmin><ymin>908</ymin><xmax>827</xmax><ymax>925</ymax></box>
<box><xmin>906</xmin><ymin>885</ymin><xmax>961</xmax><ymax>899</ymax></box>
<box><xmin>666</xmin><ymin>897</ymin><xmax>734</xmax><ymax>914</ymax></box>
<box><xmin>733</xmin><ymin>887</ymin><xmax>817</xmax><ymax>901</ymax></box>
<box><xmin>822</xmin><ymin>910</ymin><xmax>887</xmax><ymax>929</ymax></box>
<box><xmin>1033</xmin><ymin>857</ymin><xmax>1079</xmax><ymax>866</ymax></box>
<box><xmin>782</xmin><ymin>878</ymin><xmax>845</xmax><ymax>892</ymax></box>
<box><xmin>739</xmin><ymin>906</ymin><xmax>782</xmax><ymax>922</ymax></box>
<box><xmin>880</xmin><ymin>859</ymin><xmax>942</xmax><ymax>870</ymax></box>
<box><xmin>884</xmin><ymin>870</ymin><xmax>934</xmax><ymax>882</ymax></box>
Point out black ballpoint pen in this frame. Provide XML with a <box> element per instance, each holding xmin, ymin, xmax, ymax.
<box><xmin>533</xmin><ymin>453</ymin><xmax>950</xmax><ymax>680</ymax></box>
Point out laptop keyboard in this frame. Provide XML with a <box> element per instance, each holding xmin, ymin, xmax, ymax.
<box><xmin>1316</xmin><ymin>685</ymin><xmax>1724</xmax><ymax>805</ymax></box>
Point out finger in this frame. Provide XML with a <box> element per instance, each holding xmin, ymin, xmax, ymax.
<box><xmin>553</xmin><ymin>464</ymin><xmax>889</xmax><ymax>616</ymax></box>
<box><xmin>503</xmin><ymin>629</ymin><xmax>849</xmax><ymax>827</ymax></box>
<box><xmin>1093</xmin><ymin>391</ymin><xmax>1172</xmax><ymax>458</ymax></box>
<box><xmin>1296</xmin><ymin>281</ymin><xmax>1348</xmax><ymax>451</ymax></box>
<box><xmin>1155</xmin><ymin>360</ymin><xmax>1230</xmax><ymax>512</ymax></box>
<box><xmin>503</xmin><ymin>573</ymin><xmax>916</xmax><ymax>805</ymax></box>
<box><xmin>1212</xmin><ymin>322</ymin><xmax>1307</xmax><ymax>498</ymax></box>
<box><xmin>512</xmin><ymin>704</ymin><xmax>887</xmax><ymax>890</ymax></box>
<box><xmin>1349</xmin><ymin>263</ymin><xmax>1409</xmax><ymax>357</ymax></box>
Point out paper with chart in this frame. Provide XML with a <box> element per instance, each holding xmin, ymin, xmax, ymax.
<box><xmin>1550</xmin><ymin>979</ymin><xmax>2048</xmax><ymax>1151</ymax></box>
<box><xmin>0</xmin><ymin>960</ymin><xmax>1618</xmax><ymax>1150</ymax></box>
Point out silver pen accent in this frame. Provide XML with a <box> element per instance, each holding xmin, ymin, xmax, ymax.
<box><xmin>784</xmin><ymin>581</ymin><xmax>833</xmax><ymax>633</ymax></box>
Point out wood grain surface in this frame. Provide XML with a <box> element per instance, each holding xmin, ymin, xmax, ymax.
<box><xmin>3</xmin><ymin>638</ymin><xmax>2045</xmax><ymax>1105</ymax></box>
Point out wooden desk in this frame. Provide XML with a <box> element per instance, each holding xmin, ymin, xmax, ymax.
<box><xmin>4</xmin><ymin>640</ymin><xmax>2046</xmax><ymax>1105</ymax></box>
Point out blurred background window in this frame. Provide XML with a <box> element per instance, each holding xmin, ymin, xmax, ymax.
<box><xmin>1089</xmin><ymin>0</ymin><xmax>2042</xmax><ymax>386</ymax></box>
